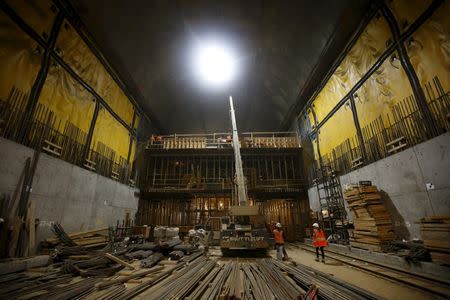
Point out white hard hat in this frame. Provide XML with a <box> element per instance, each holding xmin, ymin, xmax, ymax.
<box><xmin>276</xmin><ymin>222</ymin><xmax>282</xmax><ymax>228</ymax></box>
<box><xmin>312</xmin><ymin>223</ymin><xmax>319</xmax><ymax>228</ymax></box>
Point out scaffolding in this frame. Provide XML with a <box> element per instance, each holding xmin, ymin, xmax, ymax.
<box><xmin>137</xmin><ymin>133</ymin><xmax>309</xmax><ymax>241</ymax></box>
<box><xmin>314</xmin><ymin>164</ymin><xmax>348</xmax><ymax>243</ymax></box>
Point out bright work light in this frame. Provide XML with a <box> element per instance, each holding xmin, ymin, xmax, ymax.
<box><xmin>194</xmin><ymin>43</ymin><xmax>236</xmax><ymax>86</ymax></box>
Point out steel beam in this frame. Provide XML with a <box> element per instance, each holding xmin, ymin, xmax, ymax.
<box><xmin>380</xmin><ymin>2</ymin><xmax>438</xmax><ymax>137</ymax></box>
<box><xmin>280</xmin><ymin>4</ymin><xmax>377</xmax><ymax>130</ymax></box>
<box><xmin>127</xmin><ymin>109</ymin><xmax>137</xmax><ymax>163</ymax></box>
<box><xmin>349</xmin><ymin>94</ymin><xmax>367</xmax><ymax>162</ymax></box>
<box><xmin>52</xmin><ymin>0</ymin><xmax>162</xmax><ymax>133</ymax></box>
<box><xmin>11</xmin><ymin>5</ymin><xmax>64</xmax><ymax>142</ymax></box>
<box><xmin>308</xmin><ymin>0</ymin><xmax>444</xmax><ymax>136</ymax></box>
<box><xmin>82</xmin><ymin>100</ymin><xmax>100</xmax><ymax>160</ymax></box>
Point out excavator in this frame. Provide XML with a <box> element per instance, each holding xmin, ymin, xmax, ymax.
<box><xmin>217</xmin><ymin>96</ymin><xmax>274</xmax><ymax>252</ymax></box>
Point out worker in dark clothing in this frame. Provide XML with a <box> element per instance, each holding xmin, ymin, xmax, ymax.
<box><xmin>312</xmin><ymin>222</ymin><xmax>328</xmax><ymax>263</ymax></box>
<box><xmin>273</xmin><ymin>222</ymin><xmax>288</xmax><ymax>260</ymax></box>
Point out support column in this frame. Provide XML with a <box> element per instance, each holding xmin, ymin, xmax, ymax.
<box><xmin>127</xmin><ymin>109</ymin><xmax>137</xmax><ymax>163</ymax></box>
<box><xmin>82</xmin><ymin>101</ymin><xmax>100</xmax><ymax>162</ymax></box>
<box><xmin>18</xmin><ymin>11</ymin><xmax>64</xmax><ymax>142</ymax></box>
<box><xmin>349</xmin><ymin>94</ymin><xmax>367</xmax><ymax>162</ymax></box>
<box><xmin>380</xmin><ymin>2</ymin><xmax>438</xmax><ymax>138</ymax></box>
<box><xmin>309</xmin><ymin>106</ymin><xmax>323</xmax><ymax>167</ymax></box>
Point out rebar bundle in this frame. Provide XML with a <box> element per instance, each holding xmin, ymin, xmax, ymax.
<box><xmin>140</xmin><ymin>252</ymin><xmax>164</xmax><ymax>268</ymax></box>
<box><xmin>51</xmin><ymin>223</ymin><xmax>77</xmax><ymax>246</ymax></box>
<box><xmin>272</xmin><ymin>259</ymin><xmax>379</xmax><ymax>300</ymax></box>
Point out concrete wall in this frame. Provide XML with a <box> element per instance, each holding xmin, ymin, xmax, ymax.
<box><xmin>0</xmin><ymin>138</ymin><xmax>139</xmax><ymax>244</ymax></box>
<box><xmin>308</xmin><ymin>132</ymin><xmax>450</xmax><ymax>239</ymax></box>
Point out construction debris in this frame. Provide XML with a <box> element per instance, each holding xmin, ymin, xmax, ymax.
<box><xmin>0</xmin><ymin>221</ymin><xmax>385</xmax><ymax>299</ymax></box>
<box><xmin>344</xmin><ymin>184</ymin><xmax>394</xmax><ymax>251</ymax></box>
<box><xmin>48</xmin><ymin>223</ymin><xmax>109</xmax><ymax>248</ymax></box>
<box><xmin>140</xmin><ymin>252</ymin><xmax>164</xmax><ymax>268</ymax></box>
<box><xmin>421</xmin><ymin>215</ymin><xmax>450</xmax><ymax>265</ymax></box>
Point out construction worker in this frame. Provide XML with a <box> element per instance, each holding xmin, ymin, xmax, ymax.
<box><xmin>273</xmin><ymin>222</ymin><xmax>288</xmax><ymax>260</ymax></box>
<box><xmin>312</xmin><ymin>223</ymin><xmax>328</xmax><ymax>263</ymax></box>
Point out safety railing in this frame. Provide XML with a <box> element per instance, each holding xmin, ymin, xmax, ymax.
<box><xmin>309</xmin><ymin>76</ymin><xmax>449</xmax><ymax>185</ymax></box>
<box><xmin>145</xmin><ymin>177</ymin><xmax>305</xmax><ymax>192</ymax></box>
<box><xmin>146</xmin><ymin>131</ymin><xmax>300</xmax><ymax>150</ymax></box>
<box><xmin>0</xmin><ymin>91</ymin><xmax>132</xmax><ymax>186</ymax></box>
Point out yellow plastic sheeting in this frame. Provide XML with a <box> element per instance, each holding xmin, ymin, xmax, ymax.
<box><xmin>0</xmin><ymin>11</ymin><xmax>41</xmax><ymax>101</ymax></box>
<box><xmin>92</xmin><ymin>107</ymin><xmax>130</xmax><ymax>163</ymax></box>
<box><xmin>354</xmin><ymin>51</ymin><xmax>413</xmax><ymax>128</ymax></box>
<box><xmin>130</xmin><ymin>137</ymin><xmax>137</xmax><ymax>165</ymax></box>
<box><xmin>312</xmin><ymin>138</ymin><xmax>320</xmax><ymax>161</ymax></box>
<box><xmin>407</xmin><ymin>2</ymin><xmax>450</xmax><ymax>92</ymax></box>
<box><xmin>5</xmin><ymin>0</ymin><xmax>56</xmax><ymax>40</ymax></box>
<box><xmin>56</xmin><ymin>21</ymin><xmax>134</xmax><ymax>126</ymax></box>
<box><xmin>37</xmin><ymin>59</ymin><xmax>95</xmax><ymax>133</ymax></box>
<box><xmin>317</xmin><ymin>105</ymin><xmax>357</xmax><ymax>157</ymax></box>
<box><xmin>134</xmin><ymin>112</ymin><xmax>140</xmax><ymax>131</ymax></box>
<box><xmin>312</xmin><ymin>16</ymin><xmax>391</xmax><ymax>123</ymax></box>
<box><xmin>389</xmin><ymin>0</ymin><xmax>432</xmax><ymax>33</ymax></box>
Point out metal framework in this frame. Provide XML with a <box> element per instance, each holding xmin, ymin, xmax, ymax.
<box><xmin>313</xmin><ymin>165</ymin><xmax>348</xmax><ymax>242</ymax></box>
<box><xmin>137</xmin><ymin>133</ymin><xmax>309</xmax><ymax>241</ymax></box>
<box><xmin>301</xmin><ymin>0</ymin><xmax>448</xmax><ymax>185</ymax></box>
<box><xmin>0</xmin><ymin>0</ymin><xmax>146</xmax><ymax>184</ymax></box>
<box><xmin>0</xmin><ymin>1</ymin><xmax>143</xmax><ymax>157</ymax></box>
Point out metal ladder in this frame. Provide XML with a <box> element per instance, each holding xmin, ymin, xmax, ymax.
<box><xmin>314</xmin><ymin>164</ymin><xmax>348</xmax><ymax>243</ymax></box>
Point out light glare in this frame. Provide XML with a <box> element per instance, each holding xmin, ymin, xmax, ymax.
<box><xmin>195</xmin><ymin>44</ymin><xmax>236</xmax><ymax>86</ymax></box>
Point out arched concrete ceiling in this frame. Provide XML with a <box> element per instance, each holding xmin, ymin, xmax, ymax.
<box><xmin>69</xmin><ymin>0</ymin><xmax>371</xmax><ymax>134</ymax></box>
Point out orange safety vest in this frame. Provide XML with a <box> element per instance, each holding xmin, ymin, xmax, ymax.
<box><xmin>313</xmin><ymin>229</ymin><xmax>328</xmax><ymax>247</ymax></box>
<box><xmin>273</xmin><ymin>229</ymin><xmax>284</xmax><ymax>244</ymax></box>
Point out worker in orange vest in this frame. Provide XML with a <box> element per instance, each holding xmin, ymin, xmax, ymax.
<box><xmin>312</xmin><ymin>223</ymin><xmax>328</xmax><ymax>263</ymax></box>
<box><xmin>273</xmin><ymin>222</ymin><xmax>288</xmax><ymax>260</ymax></box>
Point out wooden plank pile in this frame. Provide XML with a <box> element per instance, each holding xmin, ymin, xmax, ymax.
<box><xmin>46</xmin><ymin>226</ymin><xmax>109</xmax><ymax>248</ymax></box>
<box><xmin>344</xmin><ymin>184</ymin><xmax>394</xmax><ymax>252</ymax></box>
<box><xmin>421</xmin><ymin>215</ymin><xmax>450</xmax><ymax>265</ymax></box>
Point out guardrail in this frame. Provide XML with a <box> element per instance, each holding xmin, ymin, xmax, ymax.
<box><xmin>146</xmin><ymin>131</ymin><xmax>300</xmax><ymax>149</ymax></box>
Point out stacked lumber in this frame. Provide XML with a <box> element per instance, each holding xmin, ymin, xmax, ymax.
<box><xmin>344</xmin><ymin>184</ymin><xmax>394</xmax><ymax>252</ymax></box>
<box><xmin>47</xmin><ymin>226</ymin><xmax>109</xmax><ymax>248</ymax></box>
<box><xmin>421</xmin><ymin>216</ymin><xmax>450</xmax><ymax>265</ymax></box>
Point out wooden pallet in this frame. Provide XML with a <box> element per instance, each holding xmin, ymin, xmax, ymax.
<box><xmin>344</xmin><ymin>184</ymin><xmax>394</xmax><ymax>252</ymax></box>
<box><xmin>84</xmin><ymin>159</ymin><xmax>97</xmax><ymax>171</ymax></box>
<box><xmin>350</xmin><ymin>240</ymin><xmax>383</xmax><ymax>252</ymax></box>
<box><xmin>42</xmin><ymin>139</ymin><xmax>62</xmax><ymax>157</ymax></box>
<box><xmin>421</xmin><ymin>215</ymin><xmax>450</xmax><ymax>264</ymax></box>
<box><xmin>386</xmin><ymin>136</ymin><xmax>407</xmax><ymax>154</ymax></box>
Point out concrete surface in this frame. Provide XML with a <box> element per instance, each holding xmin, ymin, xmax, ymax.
<box><xmin>0</xmin><ymin>138</ymin><xmax>139</xmax><ymax>246</ymax></box>
<box><xmin>303</xmin><ymin>239</ymin><xmax>450</xmax><ymax>280</ymax></box>
<box><xmin>308</xmin><ymin>132</ymin><xmax>450</xmax><ymax>239</ymax></box>
<box><xmin>283</xmin><ymin>245</ymin><xmax>437</xmax><ymax>300</ymax></box>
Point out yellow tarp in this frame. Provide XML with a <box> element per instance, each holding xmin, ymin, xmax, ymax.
<box><xmin>389</xmin><ymin>0</ymin><xmax>432</xmax><ymax>33</ymax></box>
<box><xmin>317</xmin><ymin>104</ymin><xmax>357</xmax><ymax>156</ymax></box>
<box><xmin>312</xmin><ymin>15</ymin><xmax>391</xmax><ymax>124</ymax></box>
<box><xmin>5</xmin><ymin>0</ymin><xmax>55</xmax><ymax>41</ymax></box>
<box><xmin>309</xmin><ymin>1</ymin><xmax>450</xmax><ymax>158</ymax></box>
<box><xmin>354</xmin><ymin>51</ymin><xmax>413</xmax><ymax>128</ymax></box>
<box><xmin>130</xmin><ymin>137</ymin><xmax>137</xmax><ymax>167</ymax></box>
<box><xmin>134</xmin><ymin>112</ymin><xmax>139</xmax><ymax>131</ymax></box>
<box><xmin>56</xmin><ymin>20</ymin><xmax>134</xmax><ymax>126</ymax></box>
<box><xmin>407</xmin><ymin>2</ymin><xmax>450</xmax><ymax>92</ymax></box>
<box><xmin>92</xmin><ymin>107</ymin><xmax>131</xmax><ymax>163</ymax></box>
<box><xmin>0</xmin><ymin>10</ymin><xmax>41</xmax><ymax>102</ymax></box>
<box><xmin>37</xmin><ymin>59</ymin><xmax>95</xmax><ymax>133</ymax></box>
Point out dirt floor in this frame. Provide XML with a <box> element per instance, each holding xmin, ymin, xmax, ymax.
<box><xmin>282</xmin><ymin>244</ymin><xmax>437</xmax><ymax>300</ymax></box>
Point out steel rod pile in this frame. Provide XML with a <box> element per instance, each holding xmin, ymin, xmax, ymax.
<box><xmin>272</xmin><ymin>259</ymin><xmax>380</xmax><ymax>300</ymax></box>
<box><xmin>140</xmin><ymin>252</ymin><xmax>164</xmax><ymax>268</ymax></box>
<box><xmin>201</xmin><ymin>262</ymin><xmax>233</xmax><ymax>299</ymax></box>
<box><xmin>145</xmin><ymin>256</ymin><xmax>215</xmax><ymax>299</ymax></box>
